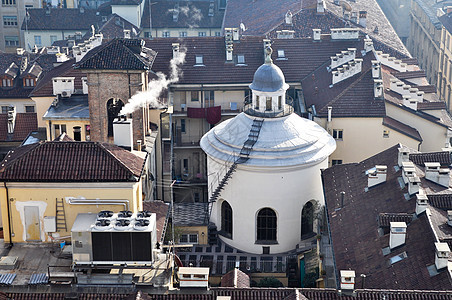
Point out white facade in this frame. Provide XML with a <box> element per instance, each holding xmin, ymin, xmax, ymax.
<box><xmin>200</xmin><ymin>54</ymin><xmax>335</xmax><ymax>254</ymax></box>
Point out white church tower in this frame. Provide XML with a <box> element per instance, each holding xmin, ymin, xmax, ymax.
<box><xmin>200</xmin><ymin>46</ymin><xmax>336</xmax><ymax>254</ymax></box>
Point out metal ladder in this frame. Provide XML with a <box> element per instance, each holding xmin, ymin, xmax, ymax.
<box><xmin>55</xmin><ymin>198</ymin><xmax>67</xmax><ymax>232</ymax></box>
<box><xmin>208</xmin><ymin>118</ymin><xmax>264</xmax><ymax>204</ymax></box>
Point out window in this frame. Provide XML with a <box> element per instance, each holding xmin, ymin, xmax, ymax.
<box><xmin>3</xmin><ymin>16</ymin><xmax>17</xmax><ymax>26</ymax></box>
<box><xmin>144</xmin><ymin>32</ymin><xmax>152</xmax><ymax>38</ymax></box>
<box><xmin>50</xmin><ymin>35</ymin><xmax>58</xmax><ymax>44</ymax></box>
<box><xmin>277</xmin><ymin>50</ymin><xmax>285</xmax><ymax>59</ymax></box>
<box><xmin>85</xmin><ymin>124</ymin><xmax>91</xmax><ymax>141</ymax></box>
<box><xmin>198</xmin><ymin>32</ymin><xmax>206</xmax><ymax>37</ymax></box>
<box><xmin>195</xmin><ymin>55</ymin><xmax>203</xmax><ymax>65</ymax></box>
<box><xmin>54</xmin><ymin>124</ymin><xmax>66</xmax><ymax>138</ymax></box>
<box><xmin>179</xmin><ymin>31</ymin><xmax>187</xmax><ymax>37</ymax></box>
<box><xmin>332</xmin><ymin>159</ymin><xmax>342</xmax><ymax>165</ymax></box>
<box><xmin>221</xmin><ymin>201</ymin><xmax>233</xmax><ymax>238</ymax></box>
<box><xmin>191</xmin><ymin>91</ymin><xmax>199</xmax><ymax>101</ymax></box>
<box><xmin>332</xmin><ymin>129</ymin><xmax>343</xmax><ymax>140</ymax></box>
<box><xmin>194</xmin><ymin>192</ymin><xmax>200</xmax><ymax>202</ymax></box>
<box><xmin>73</xmin><ymin>126</ymin><xmax>81</xmax><ymax>141</ymax></box>
<box><xmin>215</xmin><ymin>32</ymin><xmax>221</xmax><ymax>36</ymax></box>
<box><xmin>162</xmin><ymin>31</ymin><xmax>170</xmax><ymax>37</ymax></box>
<box><xmin>1</xmin><ymin>106</ymin><xmax>8</xmax><ymax>114</ymax></box>
<box><xmin>34</xmin><ymin>35</ymin><xmax>41</xmax><ymax>46</ymax></box>
<box><xmin>25</xmin><ymin>4</ymin><xmax>33</xmax><ymax>7</ymax></box>
<box><xmin>181</xmin><ymin>119</ymin><xmax>186</xmax><ymax>133</ymax></box>
<box><xmin>179</xmin><ymin>233</ymin><xmax>198</xmax><ymax>244</ymax></box>
<box><xmin>24</xmin><ymin>78</ymin><xmax>35</xmax><ymax>87</ymax></box>
<box><xmin>1</xmin><ymin>78</ymin><xmax>12</xmax><ymax>87</ymax></box>
<box><xmin>204</xmin><ymin>90</ymin><xmax>214</xmax><ymax>107</ymax></box>
<box><xmin>383</xmin><ymin>130</ymin><xmax>389</xmax><ymax>138</ymax></box>
<box><xmin>4</xmin><ymin>36</ymin><xmax>19</xmax><ymax>47</ymax></box>
<box><xmin>256</xmin><ymin>208</ymin><xmax>277</xmax><ymax>242</ymax></box>
<box><xmin>278</xmin><ymin>96</ymin><xmax>282</xmax><ymax>109</ymax></box>
<box><xmin>255</xmin><ymin>95</ymin><xmax>259</xmax><ymax>109</ymax></box>
<box><xmin>25</xmin><ymin>105</ymin><xmax>35</xmax><ymax>113</ymax></box>
<box><xmin>266</xmin><ymin>97</ymin><xmax>272</xmax><ymax>111</ymax></box>
<box><xmin>2</xmin><ymin>0</ymin><xmax>16</xmax><ymax>5</ymax></box>
<box><xmin>237</xmin><ymin>55</ymin><xmax>245</xmax><ymax>65</ymax></box>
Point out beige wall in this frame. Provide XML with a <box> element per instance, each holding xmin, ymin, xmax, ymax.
<box><xmin>32</xmin><ymin>96</ymin><xmax>54</xmax><ymax>128</ymax></box>
<box><xmin>0</xmin><ymin>98</ymin><xmax>36</xmax><ymax>113</ymax></box>
<box><xmin>176</xmin><ymin>225</ymin><xmax>208</xmax><ymax>245</ymax></box>
<box><xmin>386</xmin><ymin>103</ymin><xmax>449</xmax><ymax>152</ymax></box>
<box><xmin>0</xmin><ymin>181</ymin><xmax>141</xmax><ymax>243</ymax></box>
<box><xmin>141</xmin><ymin>28</ymin><xmax>221</xmax><ymax>38</ymax></box>
<box><xmin>45</xmin><ymin>119</ymin><xmax>90</xmax><ymax>141</ymax></box>
<box><xmin>172</xmin><ymin>90</ymin><xmax>245</xmax><ymax>112</ymax></box>
<box><xmin>318</xmin><ymin>117</ymin><xmax>420</xmax><ymax>164</ymax></box>
<box><xmin>438</xmin><ymin>25</ymin><xmax>452</xmax><ymax>111</ymax></box>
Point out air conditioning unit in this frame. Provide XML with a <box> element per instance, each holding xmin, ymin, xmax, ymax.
<box><xmin>61</xmin><ymin>90</ymin><xmax>71</xmax><ymax>97</ymax></box>
<box><xmin>71</xmin><ymin>212</ymin><xmax>157</xmax><ymax>266</ymax></box>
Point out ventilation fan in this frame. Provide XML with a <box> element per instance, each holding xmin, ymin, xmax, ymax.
<box><xmin>118</xmin><ymin>210</ymin><xmax>133</xmax><ymax>218</ymax></box>
<box><xmin>97</xmin><ymin>210</ymin><xmax>113</xmax><ymax>218</ymax></box>
<box><xmin>137</xmin><ymin>211</ymin><xmax>152</xmax><ymax>218</ymax></box>
<box><xmin>116</xmin><ymin>219</ymin><xmax>131</xmax><ymax>227</ymax></box>
<box><xmin>95</xmin><ymin>219</ymin><xmax>111</xmax><ymax>227</ymax></box>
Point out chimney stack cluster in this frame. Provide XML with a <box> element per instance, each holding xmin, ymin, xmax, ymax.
<box><xmin>401</xmin><ymin>161</ymin><xmax>420</xmax><ymax>195</ymax></box>
<box><xmin>73</xmin><ymin>33</ymin><xmax>103</xmax><ymax>62</ymax></box>
<box><xmin>367</xmin><ymin>165</ymin><xmax>387</xmax><ymax>188</ymax></box>
<box><xmin>424</xmin><ymin>162</ymin><xmax>450</xmax><ymax>188</ymax></box>
<box><xmin>364</xmin><ymin>38</ymin><xmax>374</xmax><ymax>53</ymax></box>
<box><xmin>331</xmin><ymin>58</ymin><xmax>362</xmax><ymax>85</ymax></box>
<box><xmin>330</xmin><ymin>48</ymin><xmax>356</xmax><ymax>69</ymax></box>
<box><xmin>415</xmin><ymin>192</ymin><xmax>428</xmax><ymax>215</ymax></box>
<box><xmin>225</xmin><ymin>29</ymin><xmax>234</xmax><ymax>61</ymax></box>
<box><xmin>389</xmin><ymin>79</ymin><xmax>424</xmax><ymax>110</ymax></box>
<box><xmin>331</xmin><ymin>28</ymin><xmax>360</xmax><ymax>40</ymax></box>
<box><xmin>375</xmin><ymin>51</ymin><xmax>407</xmax><ymax>72</ymax></box>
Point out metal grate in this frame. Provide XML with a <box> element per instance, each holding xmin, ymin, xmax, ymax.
<box><xmin>29</xmin><ymin>273</ymin><xmax>48</xmax><ymax>285</ymax></box>
<box><xmin>0</xmin><ymin>273</ymin><xmax>16</xmax><ymax>285</ymax></box>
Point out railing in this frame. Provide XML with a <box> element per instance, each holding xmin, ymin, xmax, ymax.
<box><xmin>242</xmin><ymin>96</ymin><xmax>294</xmax><ymax>118</ymax></box>
<box><xmin>208</xmin><ymin>154</ymin><xmax>237</xmax><ymax>200</ymax></box>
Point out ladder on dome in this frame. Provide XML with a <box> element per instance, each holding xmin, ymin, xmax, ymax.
<box><xmin>208</xmin><ymin>118</ymin><xmax>264</xmax><ymax>210</ymax></box>
<box><xmin>55</xmin><ymin>198</ymin><xmax>67</xmax><ymax>232</ymax></box>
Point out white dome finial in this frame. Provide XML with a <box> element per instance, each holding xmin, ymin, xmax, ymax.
<box><xmin>265</xmin><ymin>46</ymin><xmax>273</xmax><ymax>64</ymax></box>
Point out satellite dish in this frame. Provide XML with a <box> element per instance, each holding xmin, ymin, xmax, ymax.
<box><xmin>340</xmin><ymin>1</ymin><xmax>352</xmax><ymax>11</ymax></box>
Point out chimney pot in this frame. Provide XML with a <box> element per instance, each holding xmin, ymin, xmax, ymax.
<box><xmin>367</xmin><ymin>165</ymin><xmax>387</xmax><ymax>188</ymax></box>
<box><xmin>435</xmin><ymin>242</ymin><xmax>450</xmax><ymax>270</ymax></box>
<box><xmin>340</xmin><ymin>270</ymin><xmax>355</xmax><ymax>290</ymax></box>
<box><xmin>416</xmin><ymin>192</ymin><xmax>428</xmax><ymax>215</ymax></box>
<box><xmin>389</xmin><ymin>222</ymin><xmax>407</xmax><ymax>249</ymax></box>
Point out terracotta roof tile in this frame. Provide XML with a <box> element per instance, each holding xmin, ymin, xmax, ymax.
<box><xmin>220</xmin><ymin>268</ymin><xmax>251</xmax><ymax>288</ymax></box>
<box><xmin>409</xmin><ymin>152</ymin><xmax>452</xmax><ymax>166</ymax></box>
<box><xmin>143</xmin><ymin>200</ymin><xmax>169</xmax><ymax>243</ymax></box>
<box><xmin>0</xmin><ymin>141</ymin><xmax>145</xmax><ymax>182</ymax></box>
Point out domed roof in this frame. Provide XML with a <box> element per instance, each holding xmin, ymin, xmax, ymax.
<box><xmin>200</xmin><ymin>113</ymin><xmax>336</xmax><ymax>167</ymax></box>
<box><xmin>249</xmin><ymin>63</ymin><xmax>289</xmax><ymax>93</ymax></box>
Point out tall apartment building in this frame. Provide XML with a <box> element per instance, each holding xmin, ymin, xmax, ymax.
<box><xmin>438</xmin><ymin>10</ymin><xmax>452</xmax><ymax>110</ymax></box>
<box><xmin>0</xmin><ymin>0</ymin><xmax>41</xmax><ymax>52</ymax></box>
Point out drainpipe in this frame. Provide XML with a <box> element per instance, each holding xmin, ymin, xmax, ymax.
<box><xmin>3</xmin><ymin>182</ymin><xmax>13</xmax><ymax>247</ymax></box>
<box><xmin>67</xmin><ymin>198</ymin><xmax>129</xmax><ymax>210</ymax></box>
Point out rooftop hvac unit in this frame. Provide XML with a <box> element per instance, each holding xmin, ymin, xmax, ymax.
<box><xmin>71</xmin><ymin>212</ymin><xmax>157</xmax><ymax>266</ymax></box>
<box><xmin>113</xmin><ymin>117</ymin><xmax>133</xmax><ymax>148</ymax></box>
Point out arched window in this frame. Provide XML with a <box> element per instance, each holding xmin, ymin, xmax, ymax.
<box><xmin>107</xmin><ymin>98</ymin><xmax>124</xmax><ymax>137</ymax></box>
<box><xmin>256</xmin><ymin>208</ymin><xmax>277</xmax><ymax>242</ymax></box>
<box><xmin>301</xmin><ymin>202</ymin><xmax>314</xmax><ymax>239</ymax></box>
<box><xmin>221</xmin><ymin>201</ymin><xmax>233</xmax><ymax>238</ymax></box>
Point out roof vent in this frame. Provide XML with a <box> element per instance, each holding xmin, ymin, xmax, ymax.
<box><xmin>317</xmin><ymin>0</ymin><xmax>325</xmax><ymax>14</ymax></box>
<box><xmin>124</xmin><ymin>29</ymin><xmax>131</xmax><ymax>39</ymax></box>
<box><xmin>389</xmin><ymin>222</ymin><xmax>406</xmax><ymax>249</ymax></box>
<box><xmin>313</xmin><ymin>29</ymin><xmax>321</xmax><ymax>41</ymax></box>
<box><xmin>372</xmin><ymin>60</ymin><xmax>381</xmax><ymax>79</ymax></box>
<box><xmin>435</xmin><ymin>242</ymin><xmax>450</xmax><ymax>270</ymax></box>
<box><xmin>285</xmin><ymin>10</ymin><xmax>293</xmax><ymax>25</ymax></box>
<box><xmin>340</xmin><ymin>270</ymin><xmax>355</xmax><ymax>290</ymax></box>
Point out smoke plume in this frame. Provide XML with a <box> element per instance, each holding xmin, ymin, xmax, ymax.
<box><xmin>120</xmin><ymin>50</ymin><xmax>186</xmax><ymax>115</ymax></box>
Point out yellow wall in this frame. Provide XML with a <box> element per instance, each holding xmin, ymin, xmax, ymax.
<box><xmin>176</xmin><ymin>225</ymin><xmax>208</xmax><ymax>245</ymax></box>
<box><xmin>32</xmin><ymin>96</ymin><xmax>54</xmax><ymax>128</ymax></box>
<box><xmin>45</xmin><ymin>119</ymin><xmax>90</xmax><ymax>141</ymax></box>
<box><xmin>0</xmin><ymin>182</ymin><xmax>141</xmax><ymax>243</ymax></box>
<box><xmin>318</xmin><ymin>117</ymin><xmax>420</xmax><ymax>164</ymax></box>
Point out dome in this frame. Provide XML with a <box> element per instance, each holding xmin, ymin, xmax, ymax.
<box><xmin>200</xmin><ymin>112</ymin><xmax>336</xmax><ymax>167</ymax></box>
<box><xmin>249</xmin><ymin>63</ymin><xmax>289</xmax><ymax>93</ymax></box>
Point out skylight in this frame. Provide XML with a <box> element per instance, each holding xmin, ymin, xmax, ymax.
<box><xmin>195</xmin><ymin>55</ymin><xmax>204</xmax><ymax>65</ymax></box>
<box><xmin>389</xmin><ymin>251</ymin><xmax>407</xmax><ymax>264</ymax></box>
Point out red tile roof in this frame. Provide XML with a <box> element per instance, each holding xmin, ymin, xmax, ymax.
<box><xmin>21</xmin><ymin>8</ymin><xmax>101</xmax><ymax>31</ymax></box>
<box><xmin>220</xmin><ymin>268</ymin><xmax>251</xmax><ymax>288</ymax></box>
<box><xmin>382</xmin><ymin>116</ymin><xmax>422</xmax><ymax>142</ymax></box>
<box><xmin>0</xmin><ymin>141</ymin><xmax>145</xmax><ymax>182</ymax></box>
<box><xmin>0</xmin><ymin>113</ymin><xmax>38</xmax><ymax>142</ymax></box>
<box><xmin>143</xmin><ymin>200</ymin><xmax>170</xmax><ymax>243</ymax></box>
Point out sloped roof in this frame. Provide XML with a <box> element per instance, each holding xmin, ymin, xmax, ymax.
<box><xmin>173</xmin><ymin>202</ymin><xmax>209</xmax><ymax>226</ymax></box>
<box><xmin>322</xmin><ymin>144</ymin><xmax>452</xmax><ymax>289</ymax></box>
<box><xmin>75</xmin><ymin>38</ymin><xmax>156</xmax><ymax>70</ymax></box>
<box><xmin>43</xmin><ymin>94</ymin><xmax>89</xmax><ymax>120</ymax></box>
<box><xmin>382</xmin><ymin>116</ymin><xmax>422</xmax><ymax>142</ymax></box>
<box><xmin>409</xmin><ymin>152</ymin><xmax>452</xmax><ymax>166</ymax></box>
<box><xmin>141</xmin><ymin>0</ymin><xmax>224</xmax><ymax>29</ymax></box>
<box><xmin>220</xmin><ymin>268</ymin><xmax>251</xmax><ymax>288</ymax></box>
<box><xmin>440</xmin><ymin>12</ymin><xmax>452</xmax><ymax>34</ymax></box>
<box><xmin>0</xmin><ymin>141</ymin><xmax>145</xmax><ymax>182</ymax></box>
<box><xmin>21</xmin><ymin>8</ymin><xmax>101</xmax><ymax>31</ymax></box>
<box><xmin>0</xmin><ymin>113</ymin><xmax>38</xmax><ymax>142</ymax></box>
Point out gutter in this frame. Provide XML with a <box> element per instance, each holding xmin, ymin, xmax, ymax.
<box><xmin>67</xmin><ymin>198</ymin><xmax>129</xmax><ymax>210</ymax></box>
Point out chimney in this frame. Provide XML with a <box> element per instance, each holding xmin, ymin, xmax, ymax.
<box><xmin>401</xmin><ymin>161</ymin><xmax>415</xmax><ymax>184</ymax></box>
<box><xmin>389</xmin><ymin>222</ymin><xmax>407</xmax><ymax>249</ymax></box>
<box><xmin>372</xmin><ymin>60</ymin><xmax>381</xmax><ymax>79</ymax></box>
<box><xmin>359</xmin><ymin>11</ymin><xmax>367</xmax><ymax>28</ymax></box>
<box><xmin>123</xmin><ymin>29</ymin><xmax>131</xmax><ymax>39</ymax></box>
<box><xmin>340</xmin><ymin>270</ymin><xmax>355</xmax><ymax>290</ymax></box>
<box><xmin>313</xmin><ymin>29</ymin><xmax>321</xmax><ymax>41</ymax></box>
<box><xmin>398</xmin><ymin>147</ymin><xmax>410</xmax><ymax>167</ymax></box>
<box><xmin>16</xmin><ymin>48</ymin><xmax>25</xmax><ymax>55</ymax></box>
<box><xmin>7</xmin><ymin>106</ymin><xmax>16</xmax><ymax>134</ymax></box>
<box><xmin>350</xmin><ymin>11</ymin><xmax>357</xmax><ymax>23</ymax></box>
<box><xmin>447</xmin><ymin>6</ymin><xmax>452</xmax><ymax>14</ymax></box>
<box><xmin>172</xmin><ymin>43</ymin><xmax>180</xmax><ymax>59</ymax></box>
<box><xmin>368</xmin><ymin>165</ymin><xmax>387</xmax><ymax>188</ymax></box>
<box><xmin>232</xmin><ymin>28</ymin><xmax>240</xmax><ymax>41</ymax></box>
<box><xmin>364</xmin><ymin>38</ymin><xmax>373</xmax><ymax>53</ymax></box>
<box><xmin>447</xmin><ymin>210</ymin><xmax>452</xmax><ymax>226</ymax></box>
<box><xmin>173</xmin><ymin>3</ymin><xmax>179</xmax><ymax>22</ymax></box>
<box><xmin>285</xmin><ymin>10</ymin><xmax>293</xmax><ymax>25</ymax></box>
<box><xmin>327</xmin><ymin>106</ymin><xmax>332</xmax><ymax>122</ymax></box>
<box><xmin>408</xmin><ymin>175</ymin><xmax>421</xmax><ymax>195</ymax></box>
<box><xmin>80</xmin><ymin>6</ymin><xmax>85</xmax><ymax>14</ymax></box>
<box><xmin>225</xmin><ymin>29</ymin><xmax>233</xmax><ymax>61</ymax></box>
<box><xmin>434</xmin><ymin>242</ymin><xmax>450</xmax><ymax>270</ymax></box>
<box><xmin>424</xmin><ymin>162</ymin><xmax>449</xmax><ymax>187</ymax></box>
<box><xmin>415</xmin><ymin>193</ymin><xmax>428</xmax><ymax>215</ymax></box>
<box><xmin>52</xmin><ymin>77</ymin><xmax>75</xmax><ymax>96</ymax></box>
<box><xmin>374</xmin><ymin>79</ymin><xmax>383</xmax><ymax>99</ymax></box>
<box><xmin>317</xmin><ymin>0</ymin><xmax>325</xmax><ymax>14</ymax></box>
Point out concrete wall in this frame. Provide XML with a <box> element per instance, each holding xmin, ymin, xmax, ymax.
<box><xmin>0</xmin><ymin>181</ymin><xmax>141</xmax><ymax>243</ymax></box>
<box><xmin>32</xmin><ymin>96</ymin><xmax>54</xmax><ymax>128</ymax></box>
<box><xmin>24</xmin><ymin>30</ymin><xmax>84</xmax><ymax>49</ymax></box>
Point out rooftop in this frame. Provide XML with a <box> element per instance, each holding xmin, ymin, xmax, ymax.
<box><xmin>42</xmin><ymin>94</ymin><xmax>89</xmax><ymax>120</ymax></box>
<box><xmin>322</xmin><ymin>144</ymin><xmax>452</xmax><ymax>289</ymax></box>
<box><xmin>21</xmin><ymin>8</ymin><xmax>101</xmax><ymax>31</ymax></box>
<box><xmin>0</xmin><ymin>141</ymin><xmax>146</xmax><ymax>182</ymax></box>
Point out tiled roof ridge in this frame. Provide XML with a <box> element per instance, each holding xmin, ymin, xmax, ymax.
<box><xmin>320</xmin><ymin>67</ymin><xmax>372</xmax><ymax>114</ymax></box>
<box><xmin>121</xmin><ymin>41</ymin><xmax>150</xmax><ymax>69</ymax></box>
<box><xmin>29</xmin><ymin>58</ymin><xmax>76</xmax><ymax>97</ymax></box>
<box><xmin>74</xmin><ymin>39</ymin><xmax>118</xmax><ymax>69</ymax></box>
<box><xmin>0</xmin><ymin>142</ymin><xmax>42</xmax><ymax>172</ymax></box>
<box><xmin>98</xmin><ymin>143</ymin><xmax>145</xmax><ymax>178</ymax></box>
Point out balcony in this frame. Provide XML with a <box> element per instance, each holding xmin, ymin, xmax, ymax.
<box><xmin>174</xmin><ymin>172</ymin><xmax>207</xmax><ymax>185</ymax></box>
